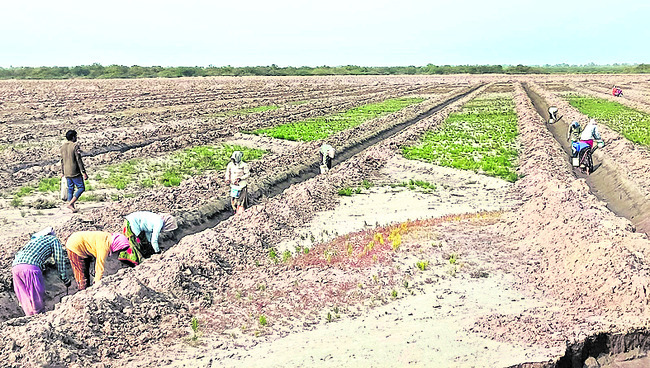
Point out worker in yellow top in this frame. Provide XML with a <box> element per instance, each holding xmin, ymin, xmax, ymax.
<box><xmin>65</xmin><ymin>231</ymin><xmax>130</xmax><ymax>290</ymax></box>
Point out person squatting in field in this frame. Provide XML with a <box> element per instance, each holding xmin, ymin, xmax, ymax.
<box><xmin>65</xmin><ymin>231</ymin><xmax>130</xmax><ymax>290</ymax></box>
<box><xmin>60</xmin><ymin>129</ymin><xmax>88</xmax><ymax>213</ymax></box>
<box><xmin>118</xmin><ymin>211</ymin><xmax>178</xmax><ymax>266</ymax></box>
<box><xmin>12</xmin><ymin>227</ymin><xmax>71</xmax><ymax>316</ymax></box>
<box><xmin>319</xmin><ymin>143</ymin><xmax>335</xmax><ymax>174</ymax></box>
<box><xmin>613</xmin><ymin>86</ymin><xmax>623</xmax><ymax>97</ymax></box>
<box><xmin>225</xmin><ymin>151</ymin><xmax>250</xmax><ymax>215</ymax></box>
<box><xmin>548</xmin><ymin>106</ymin><xmax>559</xmax><ymax>124</ymax></box>
<box><xmin>567</xmin><ymin>121</ymin><xmax>582</xmax><ymax>142</ymax></box>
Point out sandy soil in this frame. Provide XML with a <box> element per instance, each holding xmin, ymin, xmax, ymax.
<box><xmin>276</xmin><ymin>155</ymin><xmax>516</xmax><ymax>254</ymax></box>
<box><xmin>2</xmin><ymin>76</ymin><xmax>650</xmax><ymax>368</ymax></box>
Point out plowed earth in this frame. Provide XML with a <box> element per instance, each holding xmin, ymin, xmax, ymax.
<box><xmin>0</xmin><ymin>75</ymin><xmax>649</xmax><ymax>367</ymax></box>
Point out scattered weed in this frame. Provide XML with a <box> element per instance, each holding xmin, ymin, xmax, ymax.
<box><xmin>338</xmin><ymin>187</ymin><xmax>353</xmax><ymax>196</ymax></box>
<box><xmin>416</xmin><ymin>260</ymin><xmax>429</xmax><ymax>271</ymax></box>
<box><xmin>259</xmin><ymin>315</ymin><xmax>268</xmax><ymax>327</ymax></box>
<box><xmin>37</xmin><ymin>177</ymin><xmax>60</xmax><ymax>192</ymax></box>
<box><xmin>282</xmin><ymin>250</ymin><xmax>292</xmax><ymax>263</ymax></box>
<box><xmin>269</xmin><ymin>248</ymin><xmax>278</xmax><ymax>264</ymax></box>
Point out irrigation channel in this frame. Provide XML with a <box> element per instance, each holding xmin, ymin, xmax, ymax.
<box><xmin>522</xmin><ymin>83</ymin><xmax>650</xmax><ymax>236</ymax></box>
<box><xmin>518</xmin><ymin>84</ymin><xmax>650</xmax><ymax>368</ymax></box>
<box><xmin>6</xmin><ymin>84</ymin><xmax>484</xmax><ymax>321</ymax></box>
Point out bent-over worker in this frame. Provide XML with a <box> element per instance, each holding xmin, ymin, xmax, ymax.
<box><xmin>65</xmin><ymin>231</ymin><xmax>129</xmax><ymax>290</ymax></box>
<box><xmin>319</xmin><ymin>143</ymin><xmax>335</xmax><ymax>174</ymax></box>
<box><xmin>118</xmin><ymin>211</ymin><xmax>178</xmax><ymax>266</ymax></box>
<box><xmin>12</xmin><ymin>228</ymin><xmax>71</xmax><ymax>316</ymax></box>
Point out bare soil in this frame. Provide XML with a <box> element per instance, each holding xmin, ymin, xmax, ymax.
<box><xmin>1</xmin><ymin>76</ymin><xmax>650</xmax><ymax>367</ymax></box>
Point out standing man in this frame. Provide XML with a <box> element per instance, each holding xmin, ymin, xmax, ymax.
<box><xmin>12</xmin><ymin>228</ymin><xmax>71</xmax><ymax>316</ymax></box>
<box><xmin>61</xmin><ymin>130</ymin><xmax>88</xmax><ymax>213</ymax></box>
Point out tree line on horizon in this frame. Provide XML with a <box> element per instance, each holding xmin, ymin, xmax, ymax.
<box><xmin>0</xmin><ymin>63</ymin><xmax>648</xmax><ymax>79</ymax></box>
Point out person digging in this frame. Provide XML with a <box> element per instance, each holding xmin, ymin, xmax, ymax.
<box><xmin>118</xmin><ymin>211</ymin><xmax>178</xmax><ymax>266</ymax></box>
<box><xmin>12</xmin><ymin>227</ymin><xmax>71</xmax><ymax>316</ymax></box>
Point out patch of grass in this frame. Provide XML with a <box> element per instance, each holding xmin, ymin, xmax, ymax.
<box><xmin>10</xmin><ymin>197</ymin><xmax>23</xmax><ymax>207</ymax></box>
<box><xmin>289</xmin><ymin>100</ymin><xmax>309</xmax><ymax>105</ymax></box>
<box><xmin>253</xmin><ymin>97</ymin><xmax>425</xmax><ymax>141</ymax></box>
<box><xmin>269</xmin><ymin>248</ymin><xmax>279</xmax><ymax>264</ymax></box>
<box><xmin>98</xmin><ymin>144</ymin><xmax>266</xmax><ymax>189</ymax></box>
<box><xmin>566</xmin><ymin>95</ymin><xmax>650</xmax><ymax>146</ymax></box>
<box><xmin>15</xmin><ymin>186</ymin><xmax>35</xmax><ymax>198</ymax></box>
<box><xmin>282</xmin><ymin>250</ymin><xmax>292</xmax><ymax>262</ymax></box>
<box><xmin>37</xmin><ymin>177</ymin><xmax>60</xmax><ymax>192</ymax></box>
<box><xmin>416</xmin><ymin>260</ymin><xmax>429</xmax><ymax>271</ymax></box>
<box><xmin>207</xmin><ymin>105</ymin><xmax>279</xmax><ymax>118</ymax></box>
<box><xmin>449</xmin><ymin>253</ymin><xmax>458</xmax><ymax>265</ymax></box>
<box><xmin>361</xmin><ymin>179</ymin><xmax>374</xmax><ymax>189</ymax></box>
<box><xmin>338</xmin><ymin>187</ymin><xmax>353</xmax><ymax>196</ymax></box>
<box><xmin>402</xmin><ymin>93</ymin><xmax>518</xmax><ymax>182</ymax></box>
<box><xmin>258</xmin><ymin>315</ymin><xmax>268</xmax><ymax>327</ymax></box>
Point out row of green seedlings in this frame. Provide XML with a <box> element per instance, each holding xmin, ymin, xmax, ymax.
<box><xmin>337</xmin><ymin>179</ymin><xmax>436</xmax><ymax>197</ymax></box>
<box><xmin>402</xmin><ymin>92</ymin><xmax>519</xmax><ymax>182</ymax></box>
<box><xmin>203</xmin><ymin>105</ymin><xmax>280</xmax><ymax>119</ymax></box>
<box><xmin>97</xmin><ymin>144</ymin><xmax>265</xmax><ymax>189</ymax></box>
<box><xmin>7</xmin><ymin>144</ymin><xmax>266</xmax><ymax>207</ymax></box>
<box><xmin>565</xmin><ymin>94</ymin><xmax>650</xmax><ymax>146</ymax></box>
<box><xmin>7</xmin><ymin>177</ymin><xmax>103</xmax><ymax>209</ymax></box>
<box><xmin>252</xmin><ymin>97</ymin><xmax>425</xmax><ymax>141</ymax></box>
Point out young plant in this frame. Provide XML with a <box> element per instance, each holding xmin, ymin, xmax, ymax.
<box><xmin>190</xmin><ymin>316</ymin><xmax>200</xmax><ymax>341</ymax></box>
<box><xmin>282</xmin><ymin>250</ymin><xmax>292</xmax><ymax>263</ymax></box>
<box><xmin>416</xmin><ymin>260</ymin><xmax>429</xmax><ymax>271</ymax></box>
<box><xmin>259</xmin><ymin>315</ymin><xmax>268</xmax><ymax>327</ymax></box>
<box><xmin>269</xmin><ymin>248</ymin><xmax>279</xmax><ymax>264</ymax></box>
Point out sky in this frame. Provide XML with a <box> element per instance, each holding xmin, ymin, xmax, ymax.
<box><xmin>1</xmin><ymin>0</ymin><xmax>648</xmax><ymax>68</ymax></box>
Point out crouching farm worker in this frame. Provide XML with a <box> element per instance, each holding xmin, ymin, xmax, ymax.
<box><xmin>60</xmin><ymin>129</ymin><xmax>88</xmax><ymax>213</ymax></box>
<box><xmin>548</xmin><ymin>106</ymin><xmax>560</xmax><ymax>124</ymax></box>
<box><xmin>567</xmin><ymin>121</ymin><xmax>582</xmax><ymax>143</ymax></box>
<box><xmin>225</xmin><ymin>151</ymin><xmax>250</xmax><ymax>215</ymax></box>
<box><xmin>12</xmin><ymin>228</ymin><xmax>71</xmax><ymax>316</ymax></box>
<box><xmin>65</xmin><ymin>231</ymin><xmax>129</xmax><ymax>290</ymax></box>
<box><xmin>319</xmin><ymin>143</ymin><xmax>335</xmax><ymax>174</ymax></box>
<box><xmin>118</xmin><ymin>211</ymin><xmax>178</xmax><ymax>266</ymax></box>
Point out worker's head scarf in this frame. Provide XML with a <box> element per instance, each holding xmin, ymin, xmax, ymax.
<box><xmin>160</xmin><ymin>213</ymin><xmax>178</xmax><ymax>232</ymax></box>
<box><xmin>110</xmin><ymin>233</ymin><xmax>130</xmax><ymax>255</ymax></box>
<box><xmin>231</xmin><ymin>151</ymin><xmax>243</xmax><ymax>164</ymax></box>
<box><xmin>571</xmin><ymin>121</ymin><xmax>580</xmax><ymax>129</ymax></box>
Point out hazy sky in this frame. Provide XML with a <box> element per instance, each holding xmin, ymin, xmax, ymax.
<box><xmin>1</xmin><ymin>0</ymin><xmax>648</xmax><ymax>67</ymax></box>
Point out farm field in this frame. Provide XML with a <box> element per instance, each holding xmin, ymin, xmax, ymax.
<box><xmin>0</xmin><ymin>74</ymin><xmax>650</xmax><ymax>367</ymax></box>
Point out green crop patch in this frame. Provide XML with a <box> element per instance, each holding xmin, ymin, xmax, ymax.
<box><xmin>402</xmin><ymin>93</ymin><xmax>518</xmax><ymax>182</ymax></box>
<box><xmin>97</xmin><ymin>144</ymin><xmax>266</xmax><ymax>189</ymax></box>
<box><xmin>205</xmin><ymin>105</ymin><xmax>279</xmax><ymax>118</ymax></box>
<box><xmin>566</xmin><ymin>95</ymin><xmax>650</xmax><ymax>146</ymax></box>
<box><xmin>252</xmin><ymin>97</ymin><xmax>425</xmax><ymax>141</ymax></box>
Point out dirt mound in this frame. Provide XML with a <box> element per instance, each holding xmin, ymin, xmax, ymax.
<box><xmin>472</xmin><ymin>83</ymin><xmax>650</xmax><ymax>348</ymax></box>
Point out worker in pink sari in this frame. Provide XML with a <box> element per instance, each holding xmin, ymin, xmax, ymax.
<box><xmin>12</xmin><ymin>228</ymin><xmax>71</xmax><ymax>316</ymax></box>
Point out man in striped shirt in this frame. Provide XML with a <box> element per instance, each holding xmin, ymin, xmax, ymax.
<box><xmin>12</xmin><ymin>230</ymin><xmax>71</xmax><ymax>316</ymax></box>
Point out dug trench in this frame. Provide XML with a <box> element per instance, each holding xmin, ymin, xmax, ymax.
<box><xmin>522</xmin><ymin>83</ymin><xmax>650</xmax><ymax>236</ymax></box>
<box><xmin>514</xmin><ymin>83</ymin><xmax>650</xmax><ymax>367</ymax></box>
<box><xmin>0</xmin><ymin>83</ymin><xmax>484</xmax><ymax>322</ymax></box>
